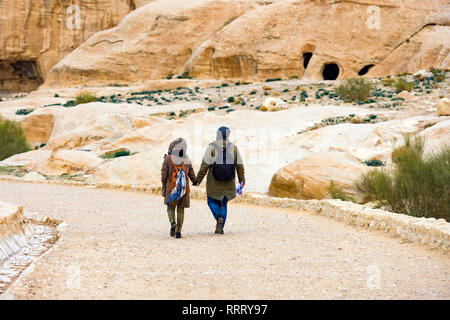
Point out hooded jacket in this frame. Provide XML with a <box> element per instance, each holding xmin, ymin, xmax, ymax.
<box><xmin>161</xmin><ymin>138</ymin><xmax>197</xmax><ymax>208</ymax></box>
<box><xmin>196</xmin><ymin>137</ymin><xmax>245</xmax><ymax>202</ymax></box>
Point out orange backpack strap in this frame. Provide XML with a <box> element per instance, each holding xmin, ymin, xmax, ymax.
<box><xmin>169</xmin><ymin>155</ymin><xmax>190</xmax><ymax>193</ymax></box>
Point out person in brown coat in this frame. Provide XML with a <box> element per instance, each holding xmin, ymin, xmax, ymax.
<box><xmin>161</xmin><ymin>138</ymin><xmax>197</xmax><ymax>238</ymax></box>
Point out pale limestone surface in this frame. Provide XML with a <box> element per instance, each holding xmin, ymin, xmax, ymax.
<box><xmin>0</xmin><ymin>181</ymin><xmax>448</xmax><ymax>299</ymax></box>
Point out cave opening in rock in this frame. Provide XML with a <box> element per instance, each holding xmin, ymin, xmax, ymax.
<box><xmin>0</xmin><ymin>60</ymin><xmax>43</xmax><ymax>92</ymax></box>
<box><xmin>358</xmin><ymin>64</ymin><xmax>375</xmax><ymax>76</ymax></box>
<box><xmin>322</xmin><ymin>63</ymin><xmax>340</xmax><ymax>80</ymax></box>
<box><xmin>303</xmin><ymin>52</ymin><xmax>313</xmax><ymax>69</ymax></box>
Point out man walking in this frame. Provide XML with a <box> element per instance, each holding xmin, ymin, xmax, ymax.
<box><xmin>196</xmin><ymin>127</ymin><xmax>245</xmax><ymax>234</ymax></box>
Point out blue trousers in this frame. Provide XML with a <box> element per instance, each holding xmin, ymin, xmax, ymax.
<box><xmin>207</xmin><ymin>196</ymin><xmax>228</xmax><ymax>226</ymax></box>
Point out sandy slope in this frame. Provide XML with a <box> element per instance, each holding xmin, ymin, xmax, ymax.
<box><xmin>0</xmin><ymin>181</ymin><xmax>448</xmax><ymax>299</ymax></box>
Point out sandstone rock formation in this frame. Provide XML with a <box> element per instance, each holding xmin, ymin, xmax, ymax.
<box><xmin>42</xmin><ymin>0</ymin><xmax>258</xmax><ymax>88</ymax></box>
<box><xmin>419</xmin><ymin>119</ymin><xmax>450</xmax><ymax>155</ymax></box>
<box><xmin>268</xmin><ymin>152</ymin><xmax>367</xmax><ymax>201</ymax></box>
<box><xmin>436</xmin><ymin>98</ymin><xmax>450</xmax><ymax>116</ymax></box>
<box><xmin>21</xmin><ymin>113</ymin><xmax>54</xmax><ymax>147</ymax></box>
<box><xmin>40</xmin><ymin>0</ymin><xmax>449</xmax><ymax>88</ymax></box>
<box><xmin>0</xmin><ymin>202</ymin><xmax>26</xmax><ymax>262</ymax></box>
<box><xmin>0</xmin><ymin>0</ymin><xmax>136</xmax><ymax>91</ymax></box>
<box><xmin>38</xmin><ymin>150</ymin><xmax>103</xmax><ymax>175</ymax></box>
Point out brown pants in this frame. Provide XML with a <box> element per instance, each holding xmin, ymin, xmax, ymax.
<box><xmin>167</xmin><ymin>205</ymin><xmax>184</xmax><ymax>233</ymax></box>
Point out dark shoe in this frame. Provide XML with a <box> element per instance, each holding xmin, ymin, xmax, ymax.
<box><xmin>215</xmin><ymin>218</ymin><xmax>224</xmax><ymax>234</ymax></box>
<box><xmin>176</xmin><ymin>232</ymin><xmax>182</xmax><ymax>239</ymax></box>
<box><xmin>170</xmin><ymin>223</ymin><xmax>176</xmax><ymax>237</ymax></box>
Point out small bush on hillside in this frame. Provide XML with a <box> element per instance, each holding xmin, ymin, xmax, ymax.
<box><xmin>363</xmin><ymin>159</ymin><xmax>385</xmax><ymax>167</ymax></box>
<box><xmin>15</xmin><ymin>108</ymin><xmax>34</xmax><ymax>115</ymax></box>
<box><xmin>265</xmin><ymin>78</ymin><xmax>282</xmax><ymax>82</ymax></box>
<box><xmin>0</xmin><ymin>117</ymin><xmax>30</xmax><ymax>161</ymax></box>
<box><xmin>355</xmin><ymin>135</ymin><xmax>450</xmax><ymax>220</ymax></box>
<box><xmin>102</xmin><ymin>150</ymin><xmax>131</xmax><ymax>159</ymax></box>
<box><xmin>336</xmin><ymin>78</ymin><xmax>375</xmax><ymax>102</ymax></box>
<box><xmin>393</xmin><ymin>78</ymin><xmax>414</xmax><ymax>93</ymax></box>
<box><xmin>75</xmin><ymin>92</ymin><xmax>98</xmax><ymax>105</ymax></box>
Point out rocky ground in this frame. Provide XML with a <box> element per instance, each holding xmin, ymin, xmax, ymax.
<box><xmin>0</xmin><ymin>181</ymin><xmax>448</xmax><ymax>299</ymax></box>
<box><xmin>0</xmin><ymin>71</ymin><xmax>449</xmax><ymax>198</ymax></box>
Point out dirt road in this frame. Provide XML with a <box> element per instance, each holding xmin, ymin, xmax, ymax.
<box><xmin>0</xmin><ymin>181</ymin><xmax>448</xmax><ymax>299</ymax></box>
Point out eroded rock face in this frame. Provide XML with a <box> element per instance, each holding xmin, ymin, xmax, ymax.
<box><xmin>190</xmin><ymin>0</ymin><xmax>449</xmax><ymax>81</ymax></box>
<box><xmin>268</xmin><ymin>152</ymin><xmax>367</xmax><ymax>201</ymax></box>
<box><xmin>0</xmin><ymin>202</ymin><xmax>25</xmax><ymax>262</ymax></box>
<box><xmin>39</xmin><ymin>150</ymin><xmax>104</xmax><ymax>176</ymax></box>
<box><xmin>41</xmin><ymin>0</ymin><xmax>449</xmax><ymax>87</ymax></box>
<box><xmin>0</xmin><ymin>0</ymin><xmax>135</xmax><ymax>91</ymax></box>
<box><xmin>43</xmin><ymin>0</ymin><xmax>257</xmax><ymax>88</ymax></box>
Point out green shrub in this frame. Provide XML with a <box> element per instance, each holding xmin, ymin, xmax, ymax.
<box><xmin>265</xmin><ymin>78</ymin><xmax>282</xmax><ymax>82</ymax></box>
<box><xmin>336</xmin><ymin>78</ymin><xmax>375</xmax><ymax>102</ymax></box>
<box><xmin>15</xmin><ymin>108</ymin><xmax>34</xmax><ymax>115</ymax></box>
<box><xmin>0</xmin><ymin>117</ymin><xmax>30</xmax><ymax>160</ymax></box>
<box><xmin>326</xmin><ymin>181</ymin><xmax>354</xmax><ymax>202</ymax></box>
<box><xmin>363</xmin><ymin>159</ymin><xmax>385</xmax><ymax>167</ymax></box>
<box><xmin>75</xmin><ymin>92</ymin><xmax>98</xmax><ymax>105</ymax></box>
<box><xmin>435</xmin><ymin>73</ymin><xmax>446</xmax><ymax>82</ymax></box>
<box><xmin>393</xmin><ymin>78</ymin><xmax>414</xmax><ymax>93</ymax></box>
<box><xmin>430</xmin><ymin>67</ymin><xmax>443</xmax><ymax>75</ymax></box>
<box><xmin>355</xmin><ymin>135</ymin><xmax>449</xmax><ymax>220</ymax></box>
<box><xmin>102</xmin><ymin>150</ymin><xmax>131</xmax><ymax>159</ymax></box>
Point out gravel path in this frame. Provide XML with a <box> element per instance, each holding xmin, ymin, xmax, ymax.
<box><xmin>0</xmin><ymin>181</ymin><xmax>448</xmax><ymax>299</ymax></box>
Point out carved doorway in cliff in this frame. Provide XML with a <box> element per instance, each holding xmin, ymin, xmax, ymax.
<box><xmin>322</xmin><ymin>63</ymin><xmax>340</xmax><ymax>80</ymax></box>
<box><xmin>300</xmin><ymin>43</ymin><xmax>316</xmax><ymax>76</ymax></box>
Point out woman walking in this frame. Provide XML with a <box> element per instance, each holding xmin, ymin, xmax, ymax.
<box><xmin>161</xmin><ymin>138</ymin><xmax>197</xmax><ymax>238</ymax></box>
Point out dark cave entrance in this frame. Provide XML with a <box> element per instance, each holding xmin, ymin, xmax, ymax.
<box><xmin>0</xmin><ymin>60</ymin><xmax>43</xmax><ymax>92</ymax></box>
<box><xmin>358</xmin><ymin>64</ymin><xmax>375</xmax><ymax>76</ymax></box>
<box><xmin>303</xmin><ymin>52</ymin><xmax>313</xmax><ymax>69</ymax></box>
<box><xmin>322</xmin><ymin>63</ymin><xmax>340</xmax><ymax>80</ymax></box>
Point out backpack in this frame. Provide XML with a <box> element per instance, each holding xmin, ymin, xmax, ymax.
<box><xmin>211</xmin><ymin>142</ymin><xmax>236</xmax><ymax>182</ymax></box>
<box><xmin>167</xmin><ymin>156</ymin><xmax>189</xmax><ymax>203</ymax></box>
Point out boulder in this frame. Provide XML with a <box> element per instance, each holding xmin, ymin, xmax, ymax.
<box><xmin>20</xmin><ymin>113</ymin><xmax>54</xmax><ymax>147</ymax></box>
<box><xmin>436</xmin><ymin>98</ymin><xmax>450</xmax><ymax>116</ymax></box>
<box><xmin>268</xmin><ymin>152</ymin><xmax>367</xmax><ymax>201</ymax></box>
<box><xmin>22</xmin><ymin>172</ymin><xmax>46</xmax><ymax>182</ymax></box>
<box><xmin>260</xmin><ymin>97</ymin><xmax>287</xmax><ymax>112</ymax></box>
<box><xmin>419</xmin><ymin>119</ymin><xmax>450</xmax><ymax>155</ymax></box>
<box><xmin>396</xmin><ymin>90</ymin><xmax>415</xmax><ymax>101</ymax></box>
<box><xmin>35</xmin><ymin>150</ymin><xmax>104</xmax><ymax>176</ymax></box>
<box><xmin>94</xmin><ymin>151</ymin><xmax>161</xmax><ymax>186</ymax></box>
